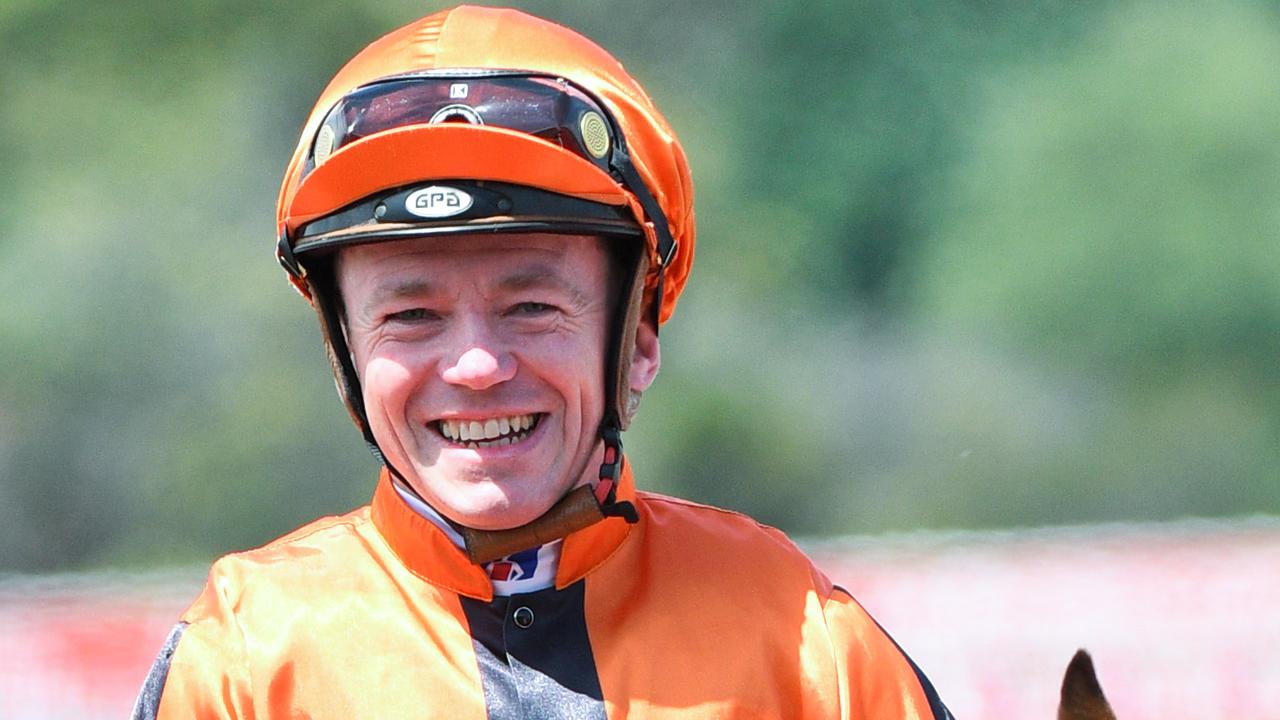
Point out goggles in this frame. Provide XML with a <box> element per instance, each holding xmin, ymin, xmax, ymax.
<box><xmin>303</xmin><ymin>71</ymin><xmax>617</xmax><ymax>179</ymax></box>
<box><xmin>279</xmin><ymin>70</ymin><xmax>675</xmax><ymax>276</ymax></box>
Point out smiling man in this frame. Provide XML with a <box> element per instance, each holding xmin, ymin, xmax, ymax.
<box><xmin>133</xmin><ymin>6</ymin><xmax>950</xmax><ymax>719</ymax></box>
<box><xmin>338</xmin><ymin>233</ymin><xmax>641</xmax><ymax>533</ymax></box>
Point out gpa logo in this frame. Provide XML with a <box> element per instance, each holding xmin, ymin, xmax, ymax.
<box><xmin>405</xmin><ymin>185</ymin><xmax>474</xmax><ymax>219</ymax></box>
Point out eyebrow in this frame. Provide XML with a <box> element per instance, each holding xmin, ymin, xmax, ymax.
<box><xmin>362</xmin><ymin>265</ymin><xmax>591</xmax><ymax>309</ymax></box>
<box><xmin>497</xmin><ymin>265</ymin><xmax>587</xmax><ymax>302</ymax></box>
<box><xmin>365</xmin><ymin>279</ymin><xmax>439</xmax><ymax>309</ymax></box>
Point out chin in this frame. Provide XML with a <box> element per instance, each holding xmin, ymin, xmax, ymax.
<box><xmin>405</xmin><ymin>457</ymin><xmax>586</xmax><ymax>532</ymax></box>
<box><xmin>462</xmin><ymin>512</ymin><xmax>538</xmax><ymax>532</ymax></box>
<box><xmin>449</xmin><ymin>501</ymin><xmax>549</xmax><ymax>532</ymax></box>
<box><xmin>427</xmin><ymin>482</ymin><xmax>556</xmax><ymax>532</ymax></box>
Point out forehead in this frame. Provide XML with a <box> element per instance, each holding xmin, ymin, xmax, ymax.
<box><xmin>336</xmin><ymin>233</ymin><xmax>610</xmax><ymax>295</ymax></box>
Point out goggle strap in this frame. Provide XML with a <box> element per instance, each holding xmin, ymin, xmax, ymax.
<box><xmin>651</xmin><ymin>266</ymin><xmax>665</xmax><ymax>330</ymax></box>
<box><xmin>610</xmin><ymin>144</ymin><xmax>677</xmax><ymax>268</ymax></box>
<box><xmin>277</xmin><ymin>230</ymin><xmax>305</xmax><ymax>280</ymax></box>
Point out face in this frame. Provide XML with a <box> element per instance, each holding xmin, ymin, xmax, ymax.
<box><xmin>337</xmin><ymin>233</ymin><xmax>625</xmax><ymax>531</ymax></box>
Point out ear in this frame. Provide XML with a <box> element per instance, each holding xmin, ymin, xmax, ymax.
<box><xmin>1058</xmin><ymin>650</ymin><xmax>1116</xmax><ymax>720</ymax></box>
<box><xmin>628</xmin><ymin>314</ymin><xmax>661</xmax><ymax>392</ymax></box>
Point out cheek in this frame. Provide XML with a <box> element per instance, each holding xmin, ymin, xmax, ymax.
<box><xmin>362</xmin><ymin>355</ymin><xmax>418</xmax><ymax>410</ymax></box>
<box><xmin>544</xmin><ymin>338</ymin><xmax>609</xmax><ymax>414</ymax></box>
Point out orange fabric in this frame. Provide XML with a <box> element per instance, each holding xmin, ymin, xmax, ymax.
<box><xmin>156</xmin><ymin>507</ymin><xmax>489</xmax><ymax>719</ymax></box>
<box><xmin>276</xmin><ymin>5</ymin><xmax>694</xmax><ymax>324</ymax></box>
<box><xmin>153</xmin><ymin>465</ymin><xmax>943</xmax><ymax>719</ymax></box>
<box><xmin>369</xmin><ymin>468</ymin><xmax>493</xmax><ymax>600</ymax></box>
<box><xmin>286</xmin><ymin>125</ymin><xmax>632</xmax><ymax>232</ymax></box>
<box><xmin>584</xmin><ymin>494</ymin><xmax>941</xmax><ymax>719</ymax></box>
<box><xmin>824</xmin><ymin>589</ymin><xmax>942</xmax><ymax>719</ymax></box>
<box><xmin>366</xmin><ymin>464</ymin><xmax>637</xmax><ymax>601</ymax></box>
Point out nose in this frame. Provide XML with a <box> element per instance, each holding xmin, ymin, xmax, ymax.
<box><xmin>441</xmin><ymin>346</ymin><xmax>517</xmax><ymax>390</ymax></box>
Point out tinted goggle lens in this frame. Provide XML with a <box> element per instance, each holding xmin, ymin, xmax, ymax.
<box><xmin>302</xmin><ymin>74</ymin><xmax>617</xmax><ymax>179</ymax></box>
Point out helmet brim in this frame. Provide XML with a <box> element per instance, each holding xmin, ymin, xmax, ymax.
<box><xmin>283</xmin><ymin>123</ymin><xmax>634</xmax><ymax>236</ymax></box>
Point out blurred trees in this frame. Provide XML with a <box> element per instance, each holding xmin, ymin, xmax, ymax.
<box><xmin>915</xmin><ymin>0</ymin><xmax>1280</xmax><ymax>521</ymax></box>
<box><xmin>1</xmin><ymin>0</ymin><xmax>1277</xmax><ymax>571</ymax></box>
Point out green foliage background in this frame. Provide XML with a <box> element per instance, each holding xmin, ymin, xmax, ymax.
<box><xmin>2</xmin><ymin>0</ymin><xmax>1277</xmax><ymax>571</ymax></box>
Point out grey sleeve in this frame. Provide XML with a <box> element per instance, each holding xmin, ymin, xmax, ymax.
<box><xmin>130</xmin><ymin>621</ymin><xmax>189</xmax><ymax>720</ymax></box>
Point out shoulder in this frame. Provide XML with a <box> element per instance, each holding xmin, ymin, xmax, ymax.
<box><xmin>632</xmin><ymin>496</ymin><xmax>953</xmax><ymax>717</ymax></box>
<box><xmin>141</xmin><ymin>507</ymin><xmax>383</xmax><ymax>718</ymax></box>
<box><xmin>181</xmin><ymin>505</ymin><xmax>375</xmax><ymax>623</ymax></box>
<box><xmin>636</xmin><ymin>491</ymin><xmax>812</xmax><ymax>558</ymax></box>
<box><xmin>633</xmin><ymin>491</ymin><xmax>835</xmax><ymax>598</ymax></box>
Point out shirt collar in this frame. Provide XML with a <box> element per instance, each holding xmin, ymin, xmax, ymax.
<box><xmin>370</xmin><ymin>463</ymin><xmax>638</xmax><ymax>601</ymax></box>
<box><xmin>391</xmin><ymin>479</ymin><xmax>468</xmax><ymax>549</ymax></box>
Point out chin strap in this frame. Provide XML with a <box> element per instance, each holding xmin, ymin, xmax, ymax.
<box><xmin>458</xmin><ymin>421</ymin><xmax>639</xmax><ymax>564</ymax></box>
<box><xmin>593</xmin><ymin>423</ymin><xmax>639</xmax><ymax>522</ymax></box>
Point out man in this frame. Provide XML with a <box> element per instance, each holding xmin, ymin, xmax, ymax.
<box><xmin>134</xmin><ymin>6</ymin><xmax>951</xmax><ymax>719</ymax></box>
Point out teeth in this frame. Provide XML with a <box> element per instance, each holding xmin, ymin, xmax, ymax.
<box><xmin>438</xmin><ymin>414</ymin><xmax>538</xmax><ymax>443</ymax></box>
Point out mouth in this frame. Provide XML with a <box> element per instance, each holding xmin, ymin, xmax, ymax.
<box><xmin>434</xmin><ymin>413</ymin><xmax>544</xmax><ymax>449</ymax></box>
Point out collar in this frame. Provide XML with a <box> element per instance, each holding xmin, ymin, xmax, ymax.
<box><xmin>370</xmin><ymin>463</ymin><xmax>638</xmax><ymax>601</ymax></box>
<box><xmin>391</xmin><ymin>479</ymin><xmax>468</xmax><ymax>549</ymax></box>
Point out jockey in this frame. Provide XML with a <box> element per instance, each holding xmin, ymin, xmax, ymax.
<box><xmin>133</xmin><ymin>6</ymin><xmax>952</xmax><ymax>718</ymax></box>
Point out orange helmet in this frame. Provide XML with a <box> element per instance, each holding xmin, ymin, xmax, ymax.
<box><xmin>277</xmin><ymin>5</ymin><xmax>693</xmax><ymax>309</ymax></box>
<box><xmin>274</xmin><ymin>6</ymin><xmax>695</xmax><ymax>542</ymax></box>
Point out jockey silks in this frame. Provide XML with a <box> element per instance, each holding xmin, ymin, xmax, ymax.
<box><xmin>135</xmin><ymin>465</ymin><xmax>951</xmax><ymax>719</ymax></box>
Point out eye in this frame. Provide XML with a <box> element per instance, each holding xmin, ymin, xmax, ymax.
<box><xmin>385</xmin><ymin>307</ymin><xmax>435</xmax><ymax>323</ymax></box>
<box><xmin>510</xmin><ymin>302</ymin><xmax>555</xmax><ymax>316</ymax></box>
